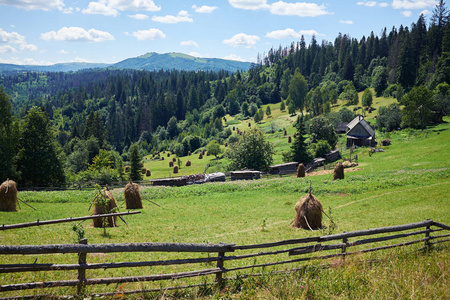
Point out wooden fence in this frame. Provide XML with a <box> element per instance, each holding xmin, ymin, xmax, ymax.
<box><xmin>0</xmin><ymin>219</ymin><xmax>448</xmax><ymax>299</ymax></box>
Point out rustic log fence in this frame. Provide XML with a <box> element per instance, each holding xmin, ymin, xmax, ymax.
<box><xmin>0</xmin><ymin>219</ymin><xmax>448</xmax><ymax>298</ymax></box>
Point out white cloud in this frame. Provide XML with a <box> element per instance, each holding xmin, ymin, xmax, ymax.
<box><xmin>0</xmin><ymin>28</ymin><xmax>26</xmax><ymax>44</ymax></box>
<box><xmin>421</xmin><ymin>9</ymin><xmax>430</xmax><ymax>14</ymax></box>
<box><xmin>152</xmin><ymin>11</ymin><xmax>193</xmax><ymax>23</ymax></box>
<box><xmin>357</xmin><ymin>1</ymin><xmax>390</xmax><ymax>7</ymax></box>
<box><xmin>223</xmin><ymin>53</ymin><xmax>247</xmax><ymax>62</ymax></box>
<box><xmin>340</xmin><ymin>19</ymin><xmax>354</xmax><ymax>24</ymax></box>
<box><xmin>20</xmin><ymin>43</ymin><xmax>38</xmax><ymax>51</ymax></box>
<box><xmin>83</xmin><ymin>0</ymin><xmax>160</xmax><ymax>16</ymax></box>
<box><xmin>0</xmin><ymin>57</ymin><xmax>54</xmax><ymax>65</ymax></box>
<box><xmin>70</xmin><ymin>57</ymin><xmax>92</xmax><ymax>63</ymax></box>
<box><xmin>192</xmin><ymin>4</ymin><xmax>218</xmax><ymax>13</ymax></box>
<box><xmin>0</xmin><ymin>45</ymin><xmax>17</xmax><ymax>54</ymax></box>
<box><xmin>265</xmin><ymin>28</ymin><xmax>323</xmax><ymax>39</ymax></box>
<box><xmin>228</xmin><ymin>0</ymin><xmax>269</xmax><ymax>10</ymax></box>
<box><xmin>41</xmin><ymin>27</ymin><xmax>115</xmax><ymax>42</ymax></box>
<box><xmin>82</xmin><ymin>1</ymin><xmax>118</xmax><ymax>16</ymax></box>
<box><xmin>223</xmin><ymin>33</ymin><xmax>260</xmax><ymax>47</ymax></box>
<box><xmin>189</xmin><ymin>51</ymin><xmax>202</xmax><ymax>57</ymax></box>
<box><xmin>132</xmin><ymin>28</ymin><xmax>166</xmax><ymax>40</ymax></box>
<box><xmin>392</xmin><ymin>0</ymin><xmax>438</xmax><ymax>10</ymax></box>
<box><xmin>269</xmin><ymin>1</ymin><xmax>331</xmax><ymax>17</ymax></box>
<box><xmin>59</xmin><ymin>49</ymin><xmax>69</xmax><ymax>54</ymax></box>
<box><xmin>128</xmin><ymin>13</ymin><xmax>149</xmax><ymax>19</ymax></box>
<box><xmin>181</xmin><ymin>40</ymin><xmax>199</xmax><ymax>47</ymax></box>
<box><xmin>357</xmin><ymin>1</ymin><xmax>378</xmax><ymax>6</ymax></box>
<box><xmin>266</xmin><ymin>28</ymin><xmax>301</xmax><ymax>39</ymax></box>
<box><xmin>0</xmin><ymin>0</ymin><xmax>64</xmax><ymax>11</ymax></box>
<box><xmin>402</xmin><ymin>10</ymin><xmax>412</xmax><ymax>16</ymax></box>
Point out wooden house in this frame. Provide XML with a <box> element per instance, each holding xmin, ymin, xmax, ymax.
<box><xmin>230</xmin><ymin>171</ymin><xmax>262</xmax><ymax>180</ymax></box>
<box><xmin>346</xmin><ymin>115</ymin><xmax>375</xmax><ymax>147</ymax></box>
<box><xmin>269</xmin><ymin>162</ymin><xmax>299</xmax><ymax>175</ymax></box>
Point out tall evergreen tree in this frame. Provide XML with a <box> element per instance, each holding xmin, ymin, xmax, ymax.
<box><xmin>288</xmin><ymin>68</ymin><xmax>308</xmax><ymax>114</ymax></box>
<box><xmin>128</xmin><ymin>143</ymin><xmax>143</xmax><ymax>181</ymax></box>
<box><xmin>17</xmin><ymin>107</ymin><xmax>65</xmax><ymax>187</ymax></box>
<box><xmin>283</xmin><ymin>116</ymin><xmax>310</xmax><ymax>163</ymax></box>
<box><xmin>0</xmin><ymin>88</ymin><xmax>19</xmax><ymax>182</ymax></box>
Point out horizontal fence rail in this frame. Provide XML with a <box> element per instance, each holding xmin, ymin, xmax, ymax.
<box><xmin>0</xmin><ymin>219</ymin><xmax>448</xmax><ymax>298</ymax></box>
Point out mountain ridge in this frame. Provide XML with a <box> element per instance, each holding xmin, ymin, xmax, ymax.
<box><xmin>0</xmin><ymin>52</ymin><xmax>252</xmax><ymax>73</ymax></box>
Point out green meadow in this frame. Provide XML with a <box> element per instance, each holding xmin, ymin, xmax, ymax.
<box><xmin>0</xmin><ymin>113</ymin><xmax>449</xmax><ymax>299</ymax></box>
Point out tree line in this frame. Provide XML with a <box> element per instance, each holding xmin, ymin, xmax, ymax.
<box><xmin>1</xmin><ymin>1</ymin><xmax>449</xmax><ymax>186</ymax></box>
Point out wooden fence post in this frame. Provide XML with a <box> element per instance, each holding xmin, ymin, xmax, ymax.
<box><xmin>341</xmin><ymin>232</ymin><xmax>347</xmax><ymax>264</ymax></box>
<box><xmin>77</xmin><ymin>238</ymin><xmax>88</xmax><ymax>296</ymax></box>
<box><xmin>215</xmin><ymin>251</ymin><xmax>225</xmax><ymax>287</ymax></box>
<box><xmin>424</xmin><ymin>220</ymin><xmax>431</xmax><ymax>249</ymax></box>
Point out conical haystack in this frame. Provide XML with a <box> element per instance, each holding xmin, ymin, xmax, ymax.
<box><xmin>293</xmin><ymin>192</ymin><xmax>323</xmax><ymax>230</ymax></box>
<box><xmin>297</xmin><ymin>163</ymin><xmax>305</xmax><ymax>178</ymax></box>
<box><xmin>173</xmin><ymin>165</ymin><xmax>179</xmax><ymax>173</ymax></box>
<box><xmin>124</xmin><ymin>180</ymin><xmax>143</xmax><ymax>209</ymax></box>
<box><xmin>93</xmin><ymin>186</ymin><xmax>118</xmax><ymax>228</ymax></box>
<box><xmin>333</xmin><ymin>162</ymin><xmax>345</xmax><ymax>180</ymax></box>
<box><xmin>146</xmin><ymin>169</ymin><xmax>151</xmax><ymax>177</ymax></box>
<box><xmin>0</xmin><ymin>180</ymin><xmax>18</xmax><ymax>212</ymax></box>
<box><xmin>185</xmin><ymin>160</ymin><xmax>191</xmax><ymax>167</ymax></box>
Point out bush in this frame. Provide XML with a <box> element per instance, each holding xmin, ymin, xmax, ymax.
<box><xmin>377</xmin><ymin>104</ymin><xmax>402</xmax><ymax>132</ymax></box>
<box><xmin>308</xmin><ymin>116</ymin><xmax>338</xmax><ymax>148</ymax></box>
<box><xmin>311</xmin><ymin>140</ymin><xmax>331</xmax><ymax>158</ymax></box>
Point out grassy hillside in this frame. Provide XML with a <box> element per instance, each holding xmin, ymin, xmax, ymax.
<box><xmin>1</xmin><ymin>117</ymin><xmax>448</xmax><ymax>298</ymax></box>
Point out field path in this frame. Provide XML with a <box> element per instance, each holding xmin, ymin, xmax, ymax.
<box><xmin>335</xmin><ymin>181</ymin><xmax>450</xmax><ymax>209</ymax></box>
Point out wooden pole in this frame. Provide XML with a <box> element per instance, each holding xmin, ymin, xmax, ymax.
<box><xmin>77</xmin><ymin>239</ymin><xmax>88</xmax><ymax>296</ymax></box>
<box><xmin>215</xmin><ymin>252</ymin><xmax>225</xmax><ymax>287</ymax></box>
<box><xmin>341</xmin><ymin>232</ymin><xmax>347</xmax><ymax>264</ymax></box>
<box><xmin>424</xmin><ymin>219</ymin><xmax>431</xmax><ymax>249</ymax></box>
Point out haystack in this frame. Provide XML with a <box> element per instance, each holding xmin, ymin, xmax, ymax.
<box><xmin>225</xmin><ymin>142</ymin><xmax>228</xmax><ymax>147</ymax></box>
<box><xmin>333</xmin><ymin>162</ymin><xmax>345</xmax><ymax>180</ymax></box>
<box><xmin>293</xmin><ymin>192</ymin><xmax>323</xmax><ymax>229</ymax></box>
<box><xmin>167</xmin><ymin>152</ymin><xmax>171</xmax><ymax>157</ymax></box>
<box><xmin>146</xmin><ymin>169</ymin><xmax>151</xmax><ymax>177</ymax></box>
<box><xmin>186</xmin><ymin>160</ymin><xmax>191</xmax><ymax>167</ymax></box>
<box><xmin>188</xmin><ymin>151</ymin><xmax>192</xmax><ymax>156</ymax></box>
<box><xmin>198</xmin><ymin>153</ymin><xmax>203</xmax><ymax>159</ymax></box>
<box><xmin>141</xmin><ymin>167</ymin><xmax>147</xmax><ymax>174</ymax></box>
<box><xmin>161</xmin><ymin>156</ymin><xmax>165</xmax><ymax>161</ymax></box>
<box><xmin>297</xmin><ymin>163</ymin><xmax>305</xmax><ymax>178</ymax></box>
<box><xmin>172</xmin><ymin>157</ymin><xmax>177</xmax><ymax>162</ymax></box>
<box><xmin>173</xmin><ymin>165</ymin><xmax>179</xmax><ymax>173</ymax></box>
<box><xmin>169</xmin><ymin>161</ymin><xmax>174</xmax><ymax>167</ymax></box>
<box><xmin>124</xmin><ymin>180</ymin><xmax>143</xmax><ymax>209</ymax></box>
<box><xmin>125</xmin><ymin>165</ymin><xmax>130</xmax><ymax>172</ymax></box>
<box><xmin>284</xmin><ymin>130</ymin><xmax>287</xmax><ymax>136</ymax></box>
<box><xmin>92</xmin><ymin>186</ymin><xmax>118</xmax><ymax>228</ymax></box>
<box><xmin>288</xmin><ymin>136</ymin><xmax>292</xmax><ymax>143</ymax></box>
<box><xmin>0</xmin><ymin>180</ymin><xmax>18</xmax><ymax>212</ymax></box>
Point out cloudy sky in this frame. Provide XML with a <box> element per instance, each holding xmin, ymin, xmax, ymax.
<box><xmin>0</xmin><ymin>0</ymin><xmax>440</xmax><ymax>65</ymax></box>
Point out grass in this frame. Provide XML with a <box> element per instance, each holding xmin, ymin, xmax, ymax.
<box><xmin>1</xmin><ymin>119</ymin><xmax>449</xmax><ymax>299</ymax></box>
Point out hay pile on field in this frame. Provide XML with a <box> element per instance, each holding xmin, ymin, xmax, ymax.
<box><xmin>146</xmin><ymin>169</ymin><xmax>151</xmax><ymax>177</ymax></box>
<box><xmin>342</xmin><ymin>161</ymin><xmax>358</xmax><ymax>168</ymax></box>
<box><xmin>0</xmin><ymin>180</ymin><xmax>18</xmax><ymax>212</ymax></box>
<box><xmin>167</xmin><ymin>152</ymin><xmax>171</xmax><ymax>157</ymax></box>
<box><xmin>172</xmin><ymin>157</ymin><xmax>177</xmax><ymax>162</ymax></box>
<box><xmin>288</xmin><ymin>136</ymin><xmax>292</xmax><ymax>143</ymax></box>
<box><xmin>141</xmin><ymin>167</ymin><xmax>147</xmax><ymax>174</ymax></box>
<box><xmin>293</xmin><ymin>191</ymin><xmax>323</xmax><ymax>230</ymax></box>
<box><xmin>186</xmin><ymin>160</ymin><xmax>191</xmax><ymax>167</ymax></box>
<box><xmin>124</xmin><ymin>180</ymin><xmax>143</xmax><ymax>209</ymax></box>
<box><xmin>169</xmin><ymin>161</ymin><xmax>174</xmax><ymax>167</ymax></box>
<box><xmin>198</xmin><ymin>152</ymin><xmax>203</xmax><ymax>159</ymax></box>
<box><xmin>92</xmin><ymin>186</ymin><xmax>118</xmax><ymax>228</ymax></box>
<box><xmin>173</xmin><ymin>165</ymin><xmax>179</xmax><ymax>173</ymax></box>
<box><xmin>297</xmin><ymin>163</ymin><xmax>305</xmax><ymax>178</ymax></box>
<box><xmin>333</xmin><ymin>162</ymin><xmax>345</xmax><ymax>180</ymax></box>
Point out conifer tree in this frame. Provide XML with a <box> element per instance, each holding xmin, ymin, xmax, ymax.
<box><xmin>128</xmin><ymin>143</ymin><xmax>143</xmax><ymax>181</ymax></box>
<box><xmin>283</xmin><ymin>116</ymin><xmax>310</xmax><ymax>163</ymax></box>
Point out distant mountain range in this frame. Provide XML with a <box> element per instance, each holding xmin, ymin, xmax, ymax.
<box><xmin>0</xmin><ymin>52</ymin><xmax>252</xmax><ymax>73</ymax></box>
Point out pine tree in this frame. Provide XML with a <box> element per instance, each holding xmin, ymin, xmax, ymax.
<box><xmin>17</xmin><ymin>107</ymin><xmax>65</xmax><ymax>187</ymax></box>
<box><xmin>283</xmin><ymin>116</ymin><xmax>310</xmax><ymax>163</ymax></box>
<box><xmin>128</xmin><ymin>143</ymin><xmax>143</xmax><ymax>181</ymax></box>
<box><xmin>0</xmin><ymin>88</ymin><xmax>19</xmax><ymax>182</ymax></box>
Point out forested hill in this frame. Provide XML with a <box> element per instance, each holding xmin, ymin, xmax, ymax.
<box><xmin>0</xmin><ymin>52</ymin><xmax>252</xmax><ymax>73</ymax></box>
<box><xmin>1</xmin><ymin>1</ymin><xmax>449</xmax><ymax>187</ymax></box>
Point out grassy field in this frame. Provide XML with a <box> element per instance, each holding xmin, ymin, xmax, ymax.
<box><xmin>1</xmin><ymin>115</ymin><xmax>449</xmax><ymax>298</ymax></box>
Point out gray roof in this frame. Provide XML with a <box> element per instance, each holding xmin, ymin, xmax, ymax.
<box><xmin>347</xmin><ymin>115</ymin><xmax>375</xmax><ymax>137</ymax></box>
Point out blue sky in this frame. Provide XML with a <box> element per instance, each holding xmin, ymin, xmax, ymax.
<box><xmin>0</xmin><ymin>0</ymin><xmax>440</xmax><ymax>65</ymax></box>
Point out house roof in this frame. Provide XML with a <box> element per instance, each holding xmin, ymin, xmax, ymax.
<box><xmin>346</xmin><ymin>115</ymin><xmax>375</xmax><ymax>137</ymax></box>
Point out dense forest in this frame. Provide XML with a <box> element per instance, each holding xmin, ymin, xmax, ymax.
<box><xmin>1</xmin><ymin>1</ymin><xmax>450</xmax><ymax>187</ymax></box>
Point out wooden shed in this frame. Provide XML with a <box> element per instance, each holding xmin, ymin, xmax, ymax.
<box><xmin>230</xmin><ymin>171</ymin><xmax>262</xmax><ymax>180</ymax></box>
<box><xmin>346</xmin><ymin>115</ymin><xmax>375</xmax><ymax>148</ymax></box>
<box><xmin>150</xmin><ymin>177</ymin><xmax>187</xmax><ymax>187</ymax></box>
<box><xmin>269</xmin><ymin>162</ymin><xmax>299</xmax><ymax>175</ymax></box>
